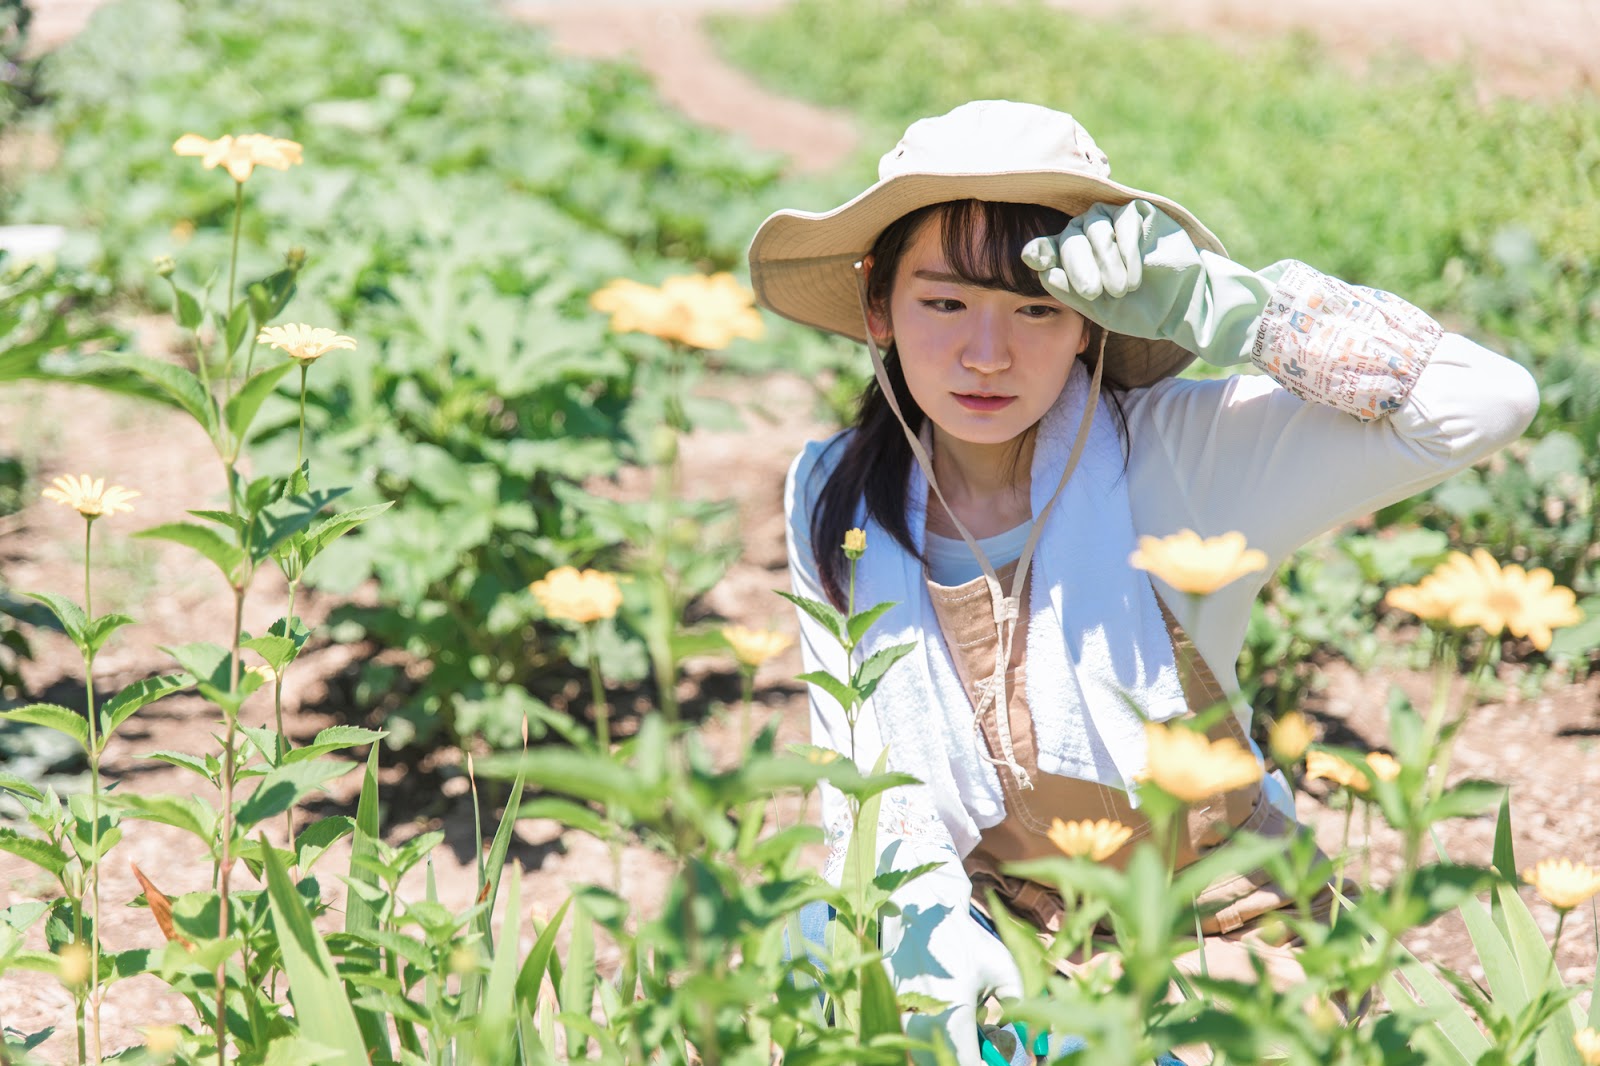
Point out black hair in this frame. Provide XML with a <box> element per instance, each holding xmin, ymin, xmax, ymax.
<box><xmin>810</xmin><ymin>199</ymin><xmax>1130</xmax><ymax>608</ymax></box>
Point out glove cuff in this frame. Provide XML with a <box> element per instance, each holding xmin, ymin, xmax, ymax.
<box><xmin>1250</xmin><ymin>260</ymin><xmax>1442</xmax><ymax>423</ymax></box>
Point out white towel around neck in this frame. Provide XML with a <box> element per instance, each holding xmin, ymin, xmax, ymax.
<box><xmin>852</xmin><ymin>361</ymin><xmax>1189</xmax><ymax>839</ymax></box>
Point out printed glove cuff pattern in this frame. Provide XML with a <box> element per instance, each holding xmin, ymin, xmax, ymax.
<box><xmin>1251</xmin><ymin>260</ymin><xmax>1442</xmax><ymax>423</ymax></box>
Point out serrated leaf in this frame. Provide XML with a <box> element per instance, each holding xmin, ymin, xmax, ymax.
<box><xmin>0</xmin><ymin>830</ymin><xmax>69</xmax><ymax>876</ymax></box>
<box><xmin>173</xmin><ymin>286</ymin><xmax>203</xmax><ymax>330</ymax></box>
<box><xmin>101</xmin><ymin>673</ymin><xmax>192</xmax><ymax>736</ymax></box>
<box><xmin>138</xmin><ymin>750</ymin><xmax>218</xmax><ymax>783</ymax></box>
<box><xmin>82</xmin><ymin>613</ymin><xmax>135</xmax><ymax>658</ymax></box>
<box><xmin>1423</xmin><ymin>779</ymin><xmax>1507</xmax><ymax>824</ymax></box>
<box><xmin>0</xmin><ymin>774</ymin><xmax>44</xmax><ymax>801</ymax></box>
<box><xmin>776</xmin><ymin>589</ymin><xmax>846</xmax><ymax>643</ymax></box>
<box><xmin>234</xmin><ymin>759</ymin><xmax>351</xmax><ymax>829</ymax></box>
<box><xmin>854</xmin><ymin>642</ymin><xmax>918</xmax><ymax>703</ymax></box>
<box><xmin>188</xmin><ymin>508</ymin><xmax>245</xmax><ymax>532</ymax></box>
<box><xmin>796</xmin><ymin>670</ymin><xmax>857</xmax><ymax>712</ymax></box>
<box><xmin>0</xmin><ymin>704</ymin><xmax>87</xmax><ymax>749</ymax></box>
<box><xmin>517</xmin><ymin>798</ymin><xmax>607</xmax><ymax>838</ymax></box>
<box><xmin>138</xmin><ymin>523</ymin><xmax>245</xmax><ymax>585</ymax></box>
<box><xmin>846</xmin><ymin>601</ymin><xmax>897</xmax><ymax>646</ymax></box>
<box><xmin>114</xmin><ymin>794</ymin><xmax>216</xmax><ymax>843</ymax></box>
<box><xmin>23</xmin><ymin>591</ymin><xmax>87</xmax><ymax>648</ymax></box>
<box><xmin>283</xmin><ymin>726</ymin><xmax>387</xmax><ymax>763</ymax></box>
<box><xmin>294</xmin><ymin>816</ymin><xmax>354</xmax><ymax>870</ymax></box>
<box><xmin>225</xmin><ymin>362</ymin><xmax>294</xmax><ymax>445</ymax></box>
<box><xmin>300</xmin><ymin>503</ymin><xmax>393</xmax><ymax>564</ymax></box>
<box><xmin>119</xmin><ymin>353</ymin><xmax>215</xmax><ymax>434</ymax></box>
<box><xmin>240</xmin><ymin>635</ymin><xmax>297</xmax><ymax>673</ymax></box>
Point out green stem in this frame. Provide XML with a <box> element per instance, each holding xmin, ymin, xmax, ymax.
<box><xmin>280</xmin><ymin>579</ymin><xmax>298</xmax><ymax>854</ymax></box>
<box><xmin>82</xmin><ymin>519</ymin><xmax>101</xmax><ymax>1066</ymax></box>
<box><xmin>1547</xmin><ymin>911</ymin><xmax>1569</xmax><ymax>987</ymax></box>
<box><xmin>296</xmin><ymin>364</ymin><xmax>308</xmax><ymax>474</ymax></box>
<box><xmin>215</xmin><ymin>586</ymin><xmax>246</xmax><ymax>1066</ymax></box>
<box><xmin>738</xmin><ymin>668</ymin><xmax>754</xmax><ymax>752</ymax></box>
<box><xmin>222</xmin><ymin>181</ymin><xmax>244</xmax><ymax>391</ymax></box>
<box><xmin>585</xmin><ymin>622</ymin><xmax>610</xmax><ymax>750</ymax></box>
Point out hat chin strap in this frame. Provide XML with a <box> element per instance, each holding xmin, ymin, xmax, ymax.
<box><xmin>852</xmin><ymin>262</ymin><xmax>1104</xmax><ymax>791</ymax></box>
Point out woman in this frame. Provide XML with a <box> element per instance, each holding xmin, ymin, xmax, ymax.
<box><xmin>748</xmin><ymin>99</ymin><xmax>1537</xmax><ymax>1064</ymax></box>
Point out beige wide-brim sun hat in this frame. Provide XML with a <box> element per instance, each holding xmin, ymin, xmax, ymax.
<box><xmin>748</xmin><ymin>100</ymin><xmax>1228</xmax><ymax>388</ymax></box>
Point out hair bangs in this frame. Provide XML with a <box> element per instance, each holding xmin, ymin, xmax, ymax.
<box><xmin>937</xmin><ymin>200</ymin><xmax>1071</xmax><ymax>298</ymax></box>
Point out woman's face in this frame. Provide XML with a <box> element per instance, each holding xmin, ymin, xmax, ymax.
<box><xmin>871</xmin><ymin>215</ymin><xmax>1088</xmax><ymax>448</ymax></box>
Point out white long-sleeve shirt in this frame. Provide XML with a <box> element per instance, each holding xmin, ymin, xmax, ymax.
<box><xmin>784</xmin><ymin>327</ymin><xmax>1539</xmax><ymax>897</ymax></box>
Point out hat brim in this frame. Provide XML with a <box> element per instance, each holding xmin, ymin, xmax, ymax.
<box><xmin>748</xmin><ymin>170</ymin><xmax>1227</xmax><ymax>388</ymax></box>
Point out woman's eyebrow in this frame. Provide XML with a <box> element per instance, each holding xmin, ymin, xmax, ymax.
<box><xmin>912</xmin><ymin>269</ymin><xmax>980</xmax><ymax>285</ymax></box>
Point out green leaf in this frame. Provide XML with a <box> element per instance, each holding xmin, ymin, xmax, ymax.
<box><xmin>795</xmin><ymin>670</ymin><xmax>857</xmax><ymax>713</ymax></box>
<box><xmin>854</xmin><ymin>642</ymin><xmax>918</xmax><ymax>703</ymax></box>
<box><xmin>0</xmin><ymin>830</ymin><xmax>69</xmax><ymax>876</ymax></box>
<box><xmin>137</xmin><ymin>523</ymin><xmax>245</xmax><ymax>585</ymax></box>
<box><xmin>345</xmin><ymin>745</ymin><xmax>381</xmax><ymax>937</ymax></box>
<box><xmin>119</xmin><ymin>353</ymin><xmax>216</xmax><ymax>434</ymax></box>
<box><xmin>517</xmin><ymin>798</ymin><xmax>607</xmax><ymax>838</ymax></box>
<box><xmin>173</xmin><ymin>286</ymin><xmax>203</xmax><ymax>330</ymax></box>
<box><xmin>261</xmin><ymin>839</ymin><xmax>369</xmax><ymax>1065</ymax></box>
<box><xmin>224</xmin><ymin>299</ymin><xmax>251</xmax><ymax>361</ymax></box>
<box><xmin>294</xmin><ymin>816</ymin><xmax>355</xmax><ymax>871</ymax></box>
<box><xmin>515</xmin><ymin>896</ymin><xmax>572</xmax><ymax>1012</ymax></box>
<box><xmin>23</xmin><ymin>591</ymin><xmax>87</xmax><ymax>649</ymax></box>
<box><xmin>1492</xmin><ymin>794</ymin><xmax>1518</xmax><ymax>884</ymax></box>
<box><xmin>1388</xmin><ymin>950</ymin><xmax>1492</xmax><ymax>1063</ymax></box>
<box><xmin>224</xmin><ymin>362</ymin><xmax>294</xmax><ymax>445</ymax></box>
<box><xmin>859</xmin><ymin>944</ymin><xmax>902</xmax><ymax>1042</ymax></box>
<box><xmin>559</xmin><ymin>902</ymin><xmax>596</xmax><ymax>1057</ymax></box>
<box><xmin>846</xmin><ymin>601</ymin><xmax>897</xmax><ymax>646</ymax></box>
<box><xmin>300</xmin><ymin>503</ymin><xmax>393</xmax><ymax>564</ymax></box>
<box><xmin>283</xmin><ymin>726</ymin><xmax>387</xmax><ymax>763</ymax></box>
<box><xmin>235</xmin><ymin>760</ymin><xmax>351</xmax><ymax>829</ymax></box>
<box><xmin>776</xmin><ymin>589</ymin><xmax>846</xmax><ymax>644</ymax></box>
<box><xmin>101</xmin><ymin>673</ymin><xmax>192</xmax><ymax>736</ymax></box>
<box><xmin>478</xmin><ymin>770</ymin><xmax>526</xmax><ymax>948</ymax></box>
<box><xmin>1423</xmin><ymin>779</ymin><xmax>1507</xmax><ymax>824</ymax></box>
<box><xmin>82</xmin><ymin>613</ymin><xmax>134</xmax><ymax>659</ymax></box>
<box><xmin>0</xmin><ymin>704</ymin><xmax>87</xmax><ymax>749</ymax></box>
<box><xmin>0</xmin><ymin>774</ymin><xmax>44</xmax><ymax>801</ymax></box>
<box><xmin>114</xmin><ymin>794</ymin><xmax>216</xmax><ymax>843</ymax></box>
<box><xmin>240</xmin><ymin>635</ymin><xmax>297</xmax><ymax>673</ymax></box>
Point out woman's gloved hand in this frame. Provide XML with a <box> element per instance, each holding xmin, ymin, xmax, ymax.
<box><xmin>1021</xmin><ymin>200</ymin><xmax>1274</xmax><ymax>367</ymax></box>
<box><xmin>881</xmin><ymin>864</ymin><xmax>1023</xmax><ymax>1065</ymax></box>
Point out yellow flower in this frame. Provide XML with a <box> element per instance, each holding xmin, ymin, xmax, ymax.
<box><xmin>1128</xmin><ymin>529</ymin><xmax>1268</xmax><ymax>597</ymax></box>
<box><xmin>1522</xmin><ymin>858</ymin><xmax>1600</xmax><ymax>913</ymax></box>
<box><xmin>722</xmin><ymin>625</ymin><xmax>793</xmax><ymax>669</ymax></box>
<box><xmin>142</xmin><ymin>1026</ymin><xmax>182</xmax><ymax>1056</ymax></box>
<box><xmin>1305</xmin><ymin>750</ymin><xmax>1371</xmax><ymax>794</ymax></box>
<box><xmin>248</xmin><ymin>662</ymin><xmax>278</xmax><ymax>684</ymax></box>
<box><xmin>590</xmin><ymin>273</ymin><xmax>764</xmax><ymax>351</ymax></box>
<box><xmin>792</xmin><ymin>743</ymin><xmax>841</xmax><ymax>766</ymax></box>
<box><xmin>1268</xmin><ymin>712</ymin><xmax>1315</xmax><ymax>765</ymax></box>
<box><xmin>1575</xmin><ymin>1028</ymin><xmax>1600</xmax><ymax>1066</ymax></box>
<box><xmin>1047</xmin><ymin>817</ymin><xmax>1134</xmax><ymax>861</ymax></box>
<box><xmin>1141</xmin><ymin>722</ymin><xmax>1262</xmax><ymax>803</ymax></box>
<box><xmin>530</xmin><ymin>566</ymin><xmax>622</xmax><ymax>625</ymax></box>
<box><xmin>257</xmin><ymin>323</ymin><xmax>358</xmax><ymax>363</ymax></box>
<box><xmin>172</xmin><ymin>132</ymin><xmax>303</xmax><ymax>183</ymax></box>
<box><xmin>57</xmin><ymin>941</ymin><xmax>91</xmax><ymax>987</ymax></box>
<box><xmin>843</xmin><ymin>528</ymin><xmax>867</xmax><ymax>559</ymax></box>
<box><xmin>1364</xmin><ymin>751</ymin><xmax>1401</xmax><ymax>783</ymax></box>
<box><xmin>41</xmin><ymin>474</ymin><xmax>139</xmax><ymax>518</ymax></box>
<box><xmin>1446</xmin><ymin>550</ymin><xmax>1583</xmax><ymax>652</ymax></box>
<box><xmin>1382</xmin><ymin>580</ymin><xmax>1455</xmax><ymax>623</ymax></box>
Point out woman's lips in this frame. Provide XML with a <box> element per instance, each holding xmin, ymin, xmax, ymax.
<box><xmin>954</xmin><ymin>393</ymin><xmax>1016</xmax><ymax>412</ymax></box>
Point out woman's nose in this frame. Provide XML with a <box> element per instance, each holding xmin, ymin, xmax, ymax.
<box><xmin>960</xmin><ymin>315</ymin><xmax>1011</xmax><ymax>373</ymax></box>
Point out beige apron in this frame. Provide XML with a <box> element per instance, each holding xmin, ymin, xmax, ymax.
<box><xmin>923</xmin><ymin>561</ymin><xmax>1335</xmax><ymax>1012</ymax></box>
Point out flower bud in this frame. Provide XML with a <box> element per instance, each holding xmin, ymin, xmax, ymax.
<box><xmin>58</xmin><ymin>941</ymin><xmax>92</xmax><ymax>988</ymax></box>
<box><xmin>153</xmin><ymin>255</ymin><xmax>176</xmax><ymax>278</ymax></box>
<box><xmin>285</xmin><ymin>246</ymin><xmax>307</xmax><ymax>271</ymax></box>
<box><xmin>843</xmin><ymin>528</ymin><xmax>867</xmax><ymax>560</ymax></box>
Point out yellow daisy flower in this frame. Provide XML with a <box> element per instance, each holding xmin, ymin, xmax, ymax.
<box><xmin>1268</xmin><ymin>712</ymin><xmax>1315</xmax><ymax>765</ymax></box>
<box><xmin>1128</xmin><ymin>529</ymin><xmax>1268</xmax><ymax>597</ymax></box>
<box><xmin>1141</xmin><ymin>722</ymin><xmax>1262</xmax><ymax>803</ymax></box>
<box><xmin>41</xmin><ymin>474</ymin><xmax>139</xmax><ymax>518</ymax></box>
<box><xmin>1046</xmin><ymin>817</ymin><xmax>1134</xmax><ymax>862</ymax></box>
<box><xmin>721</xmin><ymin>625</ymin><xmax>793</xmax><ymax>669</ymax></box>
<box><xmin>257</xmin><ymin>323</ymin><xmax>358</xmax><ymax>363</ymax></box>
<box><xmin>172</xmin><ymin>132</ymin><xmax>303</xmax><ymax>183</ymax></box>
<box><xmin>590</xmin><ymin>273</ymin><xmax>764</xmax><ymax>351</ymax></box>
<box><xmin>1574</xmin><ymin>1028</ymin><xmax>1600</xmax><ymax>1066</ymax></box>
<box><xmin>1305</xmin><ymin>750</ymin><xmax>1370</xmax><ymax>794</ymax></box>
<box><xmin>530</xmin><ymin>567</ymin><xmax>623</xmax><ymax>625</ymax></box>
<box><xmin>1522</xmin><ymin>858</ymin><xmax>1600</xmax><ymax>913</ymax></box>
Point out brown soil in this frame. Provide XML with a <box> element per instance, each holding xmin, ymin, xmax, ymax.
<box><xmin>2</xmin><ymin>0</ymin><xmax>1598</xmax><ymax>1058</ymax></box>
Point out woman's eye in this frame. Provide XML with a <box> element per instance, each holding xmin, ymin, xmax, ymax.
<box><xmin>1019</xmin><ymin>304</ymin><xmax>1059</xmax><ymax>318</ymax></box>
<box><xmin>921</xmin><ymin>298</ymin><xmax>964</xmax><ymax>313</ymax></box>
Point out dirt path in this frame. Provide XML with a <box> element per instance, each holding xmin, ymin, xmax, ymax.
<box><xmin>3</xmin><ymin>0</ymin><xmax>1598</xmax><ymax>1056</ymax></box>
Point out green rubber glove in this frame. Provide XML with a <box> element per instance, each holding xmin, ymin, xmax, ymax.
<box><xmin>1021</xmin><ymin>200</ymin><xmax>1276</xmax><ymax>367</ymax></box>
